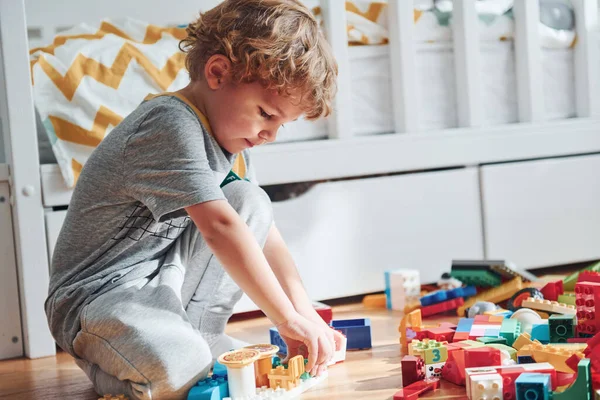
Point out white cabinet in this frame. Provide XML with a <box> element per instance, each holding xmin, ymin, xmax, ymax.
<box><xmin>234</xmin><ymin>167</ymin><xmax>485</xmax><ymax>313</ymax></box>
<box><xmin>481</xmin><ymin>154</ymin><xmax>600</xmax><ymax>270</ymax></box>
<box><xmin>0</xmin><ymin>177</ymin><xmax>23</xmax><ymax>360</ymax></box>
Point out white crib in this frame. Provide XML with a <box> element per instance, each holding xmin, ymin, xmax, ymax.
<box><xmin>1</xmin><ymin>0</ymin><xmax>599</xmax><ymax>360</ymax></box>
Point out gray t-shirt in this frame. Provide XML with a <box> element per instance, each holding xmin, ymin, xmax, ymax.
<box><xmin>45</xmin><ymin>94</ymin><xmax>257</xmax><ymax>354</ymax></box>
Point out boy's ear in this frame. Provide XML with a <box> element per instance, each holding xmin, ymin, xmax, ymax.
<box><xmin>204</xmin><ymin>54</ymin><xmax>232</xmax><ymax>90</ymax></box>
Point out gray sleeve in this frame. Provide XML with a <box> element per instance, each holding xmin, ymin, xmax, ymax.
<box><xmin>123</xmin><ymin>104</ymin><xmax>225</xmax><ymax>221</ymax></box>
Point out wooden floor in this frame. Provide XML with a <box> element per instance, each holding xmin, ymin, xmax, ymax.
<box><xmin>0</xmin><ymin>302</ymin><xmax>468</xmax><ymax>400</ymax></box>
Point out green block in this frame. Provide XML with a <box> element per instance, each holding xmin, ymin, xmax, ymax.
<box><xmin>557</xmin><ymin>293</ymin><xmax>576</xmax><ymax>306</ymax></box>
<box><xmin>499</xmin><ymin>319</ymin><xmax>521</xmax><ymax>346</ymax></box>
<box><xmin>450</xmin><ymin>269</ymin><xmax>502</xmax><ymax>288</ymax></box>
<box><xmin>549</xmin><ymin>315</ymin><xmax>575</xmax><ymax>343</ymax></box>
<box><xmin>563</xmin><ymin>261</ymin><xmax>600</xmax><ymax>291</ymax></box>
<box><xmin>552</xmin><ymin>359</ymin><xmax>591</xmax><ymax>400</ymax></box>
<box><xmin>476</xmin><ymin>337</ymin><xmax>508</xmax><ymax>345</ymax></box>
<box><xmin>486</xmin><ymin>343</ymin><xmax>517</xmax><ymax>361</ymax></box>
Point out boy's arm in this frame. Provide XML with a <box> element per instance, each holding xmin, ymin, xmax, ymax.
<box><xmin>185</xmin><ymin>200</ymin><xmax>298</xmax><ymax>325</ymax></box>
<box><xmin>262</xmin><ymin>224</ymin><xmax>323</xmax><ymax>322</ymax></box>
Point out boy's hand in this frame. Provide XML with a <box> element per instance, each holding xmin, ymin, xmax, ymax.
<box><xmin>276</xmin><ymin>314</ymin><xmax>335</xmax><ymax>376</ymax></box>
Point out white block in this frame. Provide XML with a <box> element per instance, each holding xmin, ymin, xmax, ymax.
<box><xmin>469</xmin><ymin>373</ymin><xmax>503</xmax><ymax>400</ymax></box>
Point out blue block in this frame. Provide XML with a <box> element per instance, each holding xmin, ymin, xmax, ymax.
<box><xmin>483</xmin><ymin>328</ymin><xmax>501</xmax><ymax>337</ymax></box>
<box><xmin>515</xmin><ymin>373</ymin><xmax>551</xmax><ymax>400</ymax></box>
<box><xmin>518</xmin><ymin>355</ymin><xmax>536</xmax><ymax>364</ymax></box>
<box><xmin>531</xmin><ymin>323</ymin><xmax>550</xmax><ymax>344</ymax></box>
<box><xmin>447</xmin><ymin>285</ymin><xmax>477</xmax><ymax>300</ymax></box>
<box><xmin>188</xmin><ymin>376</ymin><xmax>229</xmax><ymax>400</ymax></box>
<box><xmin>456</xmin><ymin>318</ymin><xmax>475</xmax><ymax>333</ymax></box>
<box><xmin>212</xmin><ymin>360</ymin><xmax>227</xmax><ymax>378</ymax></box>
<box><xmin>330</xmin><ymin>318</ymin><xmax>372</xmax><ymax>350</ymax></box>
<box><xmin>420</xmin><ymin>290</ymin><xmax>448</xmax><ymax>306</ymax></box>
<box><xmin>420</xmin><ymin>286</ymin><xmax>477</xmax><ymax>307</ymax></box>
<box><xmin>270</xmin><ymin>327</ymin><xmax>288</xmax><ymax>355</ymax></box>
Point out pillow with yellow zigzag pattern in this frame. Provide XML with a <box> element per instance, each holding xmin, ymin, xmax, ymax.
<box><xmin>30</xmin><ymin>17</ymin><xmax>190</xmax><ymax>188</ymax></box>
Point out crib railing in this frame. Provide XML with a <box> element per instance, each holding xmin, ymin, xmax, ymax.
<box><xmin>319</xmin><ymin>0</ymin><xmax>599</xmax><ymax>139</ymax></box>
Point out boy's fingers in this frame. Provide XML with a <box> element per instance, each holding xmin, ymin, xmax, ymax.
<box><xmin>305</xmin><ymin>338</ymin><xmax>318</xmax><ymax>374</ymax></box>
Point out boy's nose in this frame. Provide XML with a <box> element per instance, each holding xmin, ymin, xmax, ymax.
<box><xmin>258</xmin><ymin>129</ymin><xmax>276</xmax><ymax>144</ymax></box>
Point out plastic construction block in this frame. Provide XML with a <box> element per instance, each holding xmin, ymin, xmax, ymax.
<box><xmin>451</xmin><ymin>260</ymin><xmax>538</xmax><ymax>283</ymax></box>
<box><xmin>487</xmin><ymin>343</ymin><xmax>517</xmax><ymax>363</ymax></box>
<box><xmin>508</xmin><ymin>288</ymin><xmax>544</xmax><ymax>311</ymax></box>
<box><xmin>401</xmin><ymin>355</ymin><xmax>425</xmax><ymax>387</ymax></box>
<box><xmin>188</xmin><ymin>376</ymin><xmax>229</xmax><ymax>400</ymax></box>
<box><xmin>531</xmin><ymin>323</ymin><xmax>550</xmax><ymax>344</ymax></box>
<box><xmin>393</xmin><ymin>378</ymin><xmax>440</xmax><ymax>400</ymax></box>
<box><xmin>575</xmin><ymin>281</ymin><xmax>600</xmax><ymax>333</ymax></box>
<box><xmin>458</xmin><ymin>277</ymin><xmax>524</xmax><ymax>317</ymax></box>
<box><xmin>477</xmin><ymin>336</ymin><xmax>508</xmax><ymax>345</ymax></box>
<box><xmin>420</xmin><ymin>286</ymin><xmax>477</xmax><ymax>307</ymax></box>
<box><xmin>513</xmin><ymin>332</ymin><xmax>538</xmax><ymax>351</ymax></box>
<box><xmin>552</xmin><ymin>359</ymin><xmax>592</xmax><ymax>400</ymax></box>
<box><xmin>330</xmin><ymin>318</ymin><xmax>372</xmax><ymax>350</ymax></box>
<box><xmin>385</xmin><ymin>269</ymin><xmax>420</xmax><ymax>311</ymax></box>
<box><xmin>464</xmin><ymin>347</ymin><xmax>502</xmax><ymax>368</ymax></box>
<box><xmin>541</xmin><ymin>280</ymin><xmax>564</xmax><ymax>302</ymax></box>
<box><xmin>515</xmin><ymin>373</ymin><xmax>551</xmax><ymax>400</ymax></box>
<box><xmin>312</xmin><ymin>301</ymin><xmax>333</xmax><ymax>324</ymax></box>
<box><xmin>421</xmin><ymin>297</ymin><xmax>464</xmax><ymax>317</ymax></box>
<box><xmin>558</xmin><ymin>293</ymin><xmax>577</xmax><ymax>306</ymax></box>
<box><xmin>521</xmin><ymin>297</ymin><xmax>577</xmax><ymax>316</ymax></box>
<box><xmin>500</xmin><ymin>319</ymin><xmax>522</xmax><ymax>346</ymax></box>
<box><xmin>441</xmin><ymin>350</ymin><xmax>466</xmax><ymax>386</ymax></box>
<box><xmin>424</xmin><ymin>362</ymin><xmax>445</xmax><ymax>379</ymax></box>
<box><xmin>450</xmin><ymin>268</ymin><xmax>502</xmax><ymax>288</ymax></box>
<box><xmin>549</xmin><ymin>315</ymin><xmax>575</xmax><ymax>343</ymax></box>
<box><xmin>212</xmin><ymin>360</ymin><xmax>228</xmax><ymax>378</ymax></box>
<box><xmin>270</xmin><ymin>328</ymin><xmax>288</xmax><ymax>355</ymax></box>
<box><xmin>518</xmin><ymin>355</ymin><xmax>536</xmax><ymax>364</ymax></box>
<box><xmin>422</xmin><ymin>327</ymin><xmax>455</xmax><ymax>343</ymax></box>
<box><xmin>408</xmin><ymin>339</ymin><xmax>448</xmax><ymax>364</ymax></box>
<box><xmin>222</xmin><ymin>370</ymin><xmax>328</xmax><ymax>400</ymax></box>
<box><xmin>469</xmin><ymin>373</ymin><xmax>503</xmax><ymax>400</ymax></box>
<box><xmin>468</xmin><ymin>362</ymin><xmax>557</xmax><ymax>400</ymax></box>
<box><xmin>525</xmin><ymin>342</ymin><xmax>586</xmax><ymax>373</ymax></box>
<box><xmin>362</xmin><ymin>293</ymin><xmax>387</xmax><ymax>308</ymax></box>
<box><xmin>563</xmin><ymin>260</ymin><xmax>600</xmax><ymax>291</ymax></box>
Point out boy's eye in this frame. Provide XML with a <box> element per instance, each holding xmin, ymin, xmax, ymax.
<box><xmin>259</xmin><ymin>107</ymin><xmax>272</xmax><ymax>120</ymax></box>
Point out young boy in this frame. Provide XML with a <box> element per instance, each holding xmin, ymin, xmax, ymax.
<box><xmin>44</xmin><ymin>0</ymin><xmax>343</xmax><ymax>398</ymax></box>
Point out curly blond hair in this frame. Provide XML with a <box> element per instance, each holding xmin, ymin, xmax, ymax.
<box><xmin>179</xmin><ymin>0</ymin><xmax>337</xmax><ymax>119</ymax></box>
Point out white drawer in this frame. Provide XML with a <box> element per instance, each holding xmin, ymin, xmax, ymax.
<box><xmin>481</xmin><ymin>154</ymin><xmax>600</xmax><ymax>269</ymax></box>
<box><xmin>236</xmin><ymin>167</ymin><xmax>484</xmax><ymax>313</ymax></box>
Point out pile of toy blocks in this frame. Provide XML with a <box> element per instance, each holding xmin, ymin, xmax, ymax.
<box><xmin>393</xmin><ymin>259</ymin><xmax>600</xmax><ymax>400</ymax></box>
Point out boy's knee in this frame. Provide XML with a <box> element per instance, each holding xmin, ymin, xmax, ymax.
<box><xmin>222</xmin><ymin>181</ymin><xmax>272</xmax><ymax>226</ymax></box>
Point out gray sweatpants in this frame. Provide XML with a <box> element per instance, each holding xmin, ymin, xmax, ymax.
<box><xmin>72</xmin><ymin>181</ymin><xmax>273</xmax><ymax>400</ymax></box>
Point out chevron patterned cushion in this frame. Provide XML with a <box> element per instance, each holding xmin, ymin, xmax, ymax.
<box><xmin>30</xmin><ymin>18</ymin><xmax>189</xmax><ymax>188</ymax></box>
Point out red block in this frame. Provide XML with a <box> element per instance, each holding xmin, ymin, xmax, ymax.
<box><xmin>393</xmin><ymin>379</ymin><xmax>440</xmax><ymax>400</ymax></box>
<box><xmin>441</xmin><ymin>350</ymin><xmax>466</xmax><ymax>385</ymax></box>
<box><xmin>555</xmin><ymin>371</ymin><xmax>576</xmax><ymax>387</ymax></box>
<box><xmin>421</xmin><ymin>297</ymin><xmax>465</xmax><ymax>317</ymax></box>
<box><xmin>566</xmin><ymin>353</ymin><xmax>582</xmax><ymax>373</ymax></box>
<box><xmin>425</xmin><ymin>327</ymin><xmax>456</xmax><ymax>342</ymax></box>
<box><xmin>464</xmin><ymin>347</ymin><xmax>502</xmax><ymax>369</ymax></box>
<box><xmin>452</xmin><ymin>331</ymin><xmax>470</xmax><ymax>342</ymax></box>
<box><xmin>401</xmin><ymin>355</ymin><xmax>425</xmax><ymax>387</ymax></box>
<box><xmin>584</xmin><ymin>332</ymin><xmax>600</xmax><ymax>357</ymax></box>
<box><xmin>540</xmin><ymin>280</ymin><xmax>564</xmax><ymax>301</ymax></box>
<box><xmin>439</xmin><ymin>322</ymin><xmax>458</xmax><ymax>330</ymax></box>
<box><xmin>578</xmin><ymin>271</ymin><xmax>600</xmax><ymax>284</ymax></box>
<box><xmin>312</xmin><ymin>301</ymin><xmax>333</xmax><ymax>324</ymax></box>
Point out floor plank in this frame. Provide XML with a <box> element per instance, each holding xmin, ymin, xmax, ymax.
<box><xmin>0</xmin><ymin>302</ymin><xmax>467</xmax><ymax>399</ymax></box>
